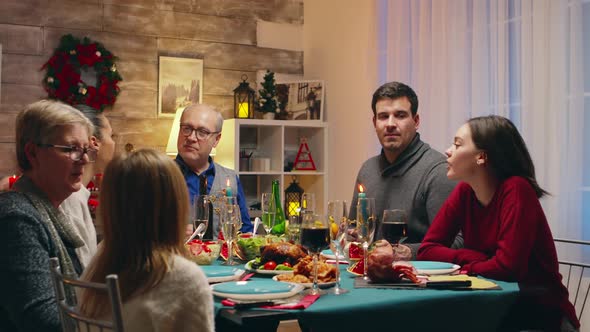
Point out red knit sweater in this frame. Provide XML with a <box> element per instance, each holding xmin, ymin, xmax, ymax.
<box><xmin>418</xmin><ymin>176</ymin><xmax>579</xmax><ymax>329</ymax></box>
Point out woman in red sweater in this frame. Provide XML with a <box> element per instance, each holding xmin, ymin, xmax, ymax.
<box><xmin>417</xmin><ymin>115</ymin><xmax>578</xmax><ymax>331</ymax></box>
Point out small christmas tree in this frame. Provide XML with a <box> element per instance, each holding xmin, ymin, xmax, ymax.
<box><xmin>258</xmin><ymin>70</ymin><xmax>279</xmax><ymax>114</ymax></box>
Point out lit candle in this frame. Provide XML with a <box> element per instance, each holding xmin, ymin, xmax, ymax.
<box><xmin>357</xmin><ymin>183</ymin><xmax>368</xmax><ymax>222</ymax></box>
<box><xmin>358</xmin><ymin>184</ymin><xmax>366</xmax><ymax>199</ymax></box>
<box><xmin>8</xmin><ymin>175</ymin><xmax>17</xmax><ymax>189</ymax></box>
<box><xmin>225</xmin><ymin>178</ymin><xmax>233</xmax><ymax>197</ymax></box>
<box><xmin>238</xmin><ymin>102</ymin><xmax>250</xmax><ymax>118</ymax></box>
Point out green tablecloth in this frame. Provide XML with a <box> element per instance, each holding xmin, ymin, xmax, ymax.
<box><xmin>210</xmin><ymin>261</ymin><xmax>520</xmax><ymax>332</ymax></box>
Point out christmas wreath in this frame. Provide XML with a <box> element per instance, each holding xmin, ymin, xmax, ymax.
<box><xmin>42</xmin><ymin>34</ymin><xmax>122</xmax><ymax>111</ymax></box>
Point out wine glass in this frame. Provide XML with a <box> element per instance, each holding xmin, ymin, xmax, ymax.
<box><xmin>327</xmin><ymin>200</ymin><xmax>349</xmax><ymax>295</ymax></box>
<box><xmin>379</xmin><ymin>209</ymin><xmax>408</xmax><ymax>244</ymax></box>
<box><xmin>356</xmin><ymin>197</ymin><xmax>376</xmax><ymax>280</ymax></box>
<box><xmin>261</xmin><ymin>193</ymin><xmax>276</xmax><ymax>235</ymax></box>
<box><xmin>287</xmin><ymin>215</ymin><xmax>302</xmax><ymax>244</ymax></box>
<box><xmin>301</xmin><ymin>193</ymin><xmax>316</xmax><ymax>215</ymax></box>
<box><xmin>300</xmin><ymin>213</ymin><xmax>330</xmax><ymax>295</ymax></box>
<box><xmin>191</xmin><ymin>195</ymin><xmax>210</xmax><ymax>241</ymax></box>
<box><xmin>222</xmin><ymin>197</ymin><xmax>241</xmax><ymax>266</ymax></box>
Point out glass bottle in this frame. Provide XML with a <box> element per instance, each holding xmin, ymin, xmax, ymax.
<box><xmin>270</xmin><ymin>180</ymin><xmax>286</xmax><ymax>234</ymax></box>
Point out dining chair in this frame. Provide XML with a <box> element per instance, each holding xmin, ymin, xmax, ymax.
<box><xmin>554</xmin><ymin>238</ymin><xmax>590</xmax><ymax>322</ymax></box>
<box><xmin>49</xmin><ymin>257</ymin><xmax>125</xmax><ymax>332</ymax></box>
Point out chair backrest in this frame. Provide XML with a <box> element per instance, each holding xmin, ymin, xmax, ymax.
<box><xmin>554</xmin><ymin>238</ymin><xmax>590</xmax><ymax>321</ymax></box>
<box><xmin>49</xmin><ymin>257</ymin><xmax>125</xmax><ymax>332</ymax></box>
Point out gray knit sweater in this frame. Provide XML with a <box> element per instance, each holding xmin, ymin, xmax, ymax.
<box><xmin>349</xmin><ymin>134</ymin><xmax>462</xmax><ymax>257</ymax></box>
<box><xmin>0</xmin><ymin>192</ymin><xmax>82</xmax><ymax>332</ymax></box>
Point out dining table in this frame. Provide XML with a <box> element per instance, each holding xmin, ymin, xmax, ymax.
<box><xmin>209</xmin><ymin>259</ymin><xmax>520</xmax><ymax>332</ymax></box>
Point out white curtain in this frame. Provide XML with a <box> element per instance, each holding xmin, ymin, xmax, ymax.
<box><xmin>379</xmin><ymin>0</ymin><xmax>585</xmax><ymax>241</ymax></box>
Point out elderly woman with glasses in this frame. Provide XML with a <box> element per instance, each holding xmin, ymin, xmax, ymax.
<box><xmin>0</xmin><ymin>100</ymin><xmax>95</xmax><ymax>332</ymax></box>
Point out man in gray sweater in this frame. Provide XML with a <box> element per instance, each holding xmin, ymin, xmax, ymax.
<box><xmin>349</xmin><ymin>82</ymin><xmax>462</xmax><ymax>258</ymax></box>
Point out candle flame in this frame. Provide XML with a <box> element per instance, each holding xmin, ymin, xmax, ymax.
<box><xmin>226</xmin><ymin>178</ymin><xmax>230</xmax><ymax>186</ymax></box>
<box><xmin>358</xmin><ymin>184</ymin><xmax>365</xmax><ymax>193</ymax></box>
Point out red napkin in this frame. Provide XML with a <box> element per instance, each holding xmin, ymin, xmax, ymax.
<box><xmin>262</xmin><ymin>294</ymin><xmax>320</xmax><ymax>309</ymax></box>
<box><xmin>221</xmin><ymin>294</ymin><xmax>320</xmax><ymax>310</ymax></box>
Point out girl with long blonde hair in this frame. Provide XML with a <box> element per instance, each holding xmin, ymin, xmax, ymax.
<box><xmin>80</xmin><ymin>149</ymin><xmax>214</xmax><ymax>331</ymax></box>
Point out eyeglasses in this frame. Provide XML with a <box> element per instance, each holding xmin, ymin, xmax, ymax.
<box><xmin>180</xmin><ymin>125</ymin><xmax>220</xmax><ymax>140</ymax></box>
<box><xmin>37</xmin><ymin>144</ymin><xmax>97</xmax><ymax>162</ymax></box>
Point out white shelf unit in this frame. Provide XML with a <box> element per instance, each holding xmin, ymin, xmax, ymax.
<box><xmin>215</xmin><ymin>119</ymin><xmax>328</xmax><ymax>216</ymax></box>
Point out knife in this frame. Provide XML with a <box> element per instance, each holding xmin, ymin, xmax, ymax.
<box><xmin>233</xmin><ymin>301</ymin><xmax>275</xmax><ymax>309</ymax></box>
<box><xmin>425</xmin><ymin>280</ymin><xmax>472</xmax><ymax>289</ymax></box>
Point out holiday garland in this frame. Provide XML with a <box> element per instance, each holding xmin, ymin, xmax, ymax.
<box><xmin>42</xmin><ymin>34</ymin><xmax>122</xmax><ymax>111</ymax></box>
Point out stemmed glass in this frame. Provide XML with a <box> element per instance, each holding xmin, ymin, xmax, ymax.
<box><xmin>327</xmin><ymin>200</ymin><xmax>349</xmax><ymax>295</ymax></box>
<box><xmin>191</xmin><ymin>195</ymin><xmax>210</xmax><ymax>241</ymax></box>
<box><xmin>261</xmin><ymin>193</ymin><xmax>276</xmax><ymax>236</ymax></box>
<box><xmin>356</xmin><ymin>197</ymin><xmax>376</xmax><ymax>280</ymax></box>
<box><xmin>301</xmin><ymin>193</ymin><xmax>316</xmax><ymax>215</ymax></box>
<box><xmin>287</xmin><ymin>215</ymin><xmax>302</xmax><ymax>244</ymax></box>
<box><xmin>221</xmin><ymin>197</ymin><xmax>241</xmax><ymax>266</ymax></box>
<box><xmin>300</xmin><ymin>213</ymin><xmax>330</xmax><ymax>295</ymax></box>
<box><xmin>379</xmin><ymin>209</ymin><xmax>408</xmax><ymax>244</ymax></box>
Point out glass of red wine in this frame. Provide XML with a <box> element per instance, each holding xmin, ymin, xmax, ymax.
<box><xmin>379</xmin><ymin>209</ymin><xmax>408</xmax><ymax>244</ymax></box>
<box><xmin>301</xmin><ymin>213</ymin><xmax>330</xmax><ymax>295</ymax></box>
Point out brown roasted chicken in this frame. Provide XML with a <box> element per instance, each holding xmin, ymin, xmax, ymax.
<box><xmin>367</xmin><ymin>240</ymin><xmax>419</xmax><ymax>283</ymax></box>
<box><xmin>260</xmin><ymin>242</ymin><xmax>308</xmax><ymax>266</ymax></box>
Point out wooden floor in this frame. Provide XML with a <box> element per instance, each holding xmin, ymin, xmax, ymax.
<box><xmin>277</xmin><ymin>320</ymin><xmax>301</xmax><ymax>332</ymax></box>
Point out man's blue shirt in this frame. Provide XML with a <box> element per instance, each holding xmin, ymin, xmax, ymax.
<box><xmin>175</xmin><ymin>155</ymin><xmax>253</xmax><ymax>233</ymax></box>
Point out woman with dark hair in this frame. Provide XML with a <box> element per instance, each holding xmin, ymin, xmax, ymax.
<box><xmin>79</xmin><ymin>149</ymin><xmax>214</xmax><ymax>331</ymax></box>
<box><xmin>418</xmin><ymin>115</ymin><xmax>578</xmax><ymax>331</ymax></box>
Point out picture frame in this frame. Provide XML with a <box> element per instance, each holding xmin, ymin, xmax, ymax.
<box><xmin>275</xmin><ymin>80</ymin><xmax>324</xmax><ymax>121</ymax></box>
<box><xmin>157</xmin><ymin>55</ymin><xmax>203</xmax><ymax>118</ymax></box>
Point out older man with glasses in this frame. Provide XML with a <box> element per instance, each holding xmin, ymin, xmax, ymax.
<box><xmin>175</xmin><ymin>104</ymin><xmax>253</xmax><ymax>240</ymax></box>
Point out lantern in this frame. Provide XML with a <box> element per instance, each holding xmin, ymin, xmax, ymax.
<box><xmin>233</xmin><ymin>74</ymin><xmax>255</xmax><ymax>119</ymax></box>
<box><xmin>284</xmin><ymin>176</ymin><xmax>304</xmax><ymax>218</ymax></box>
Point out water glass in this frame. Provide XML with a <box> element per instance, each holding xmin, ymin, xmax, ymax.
<box><xmin>191</xmin><ymin>195</ymin><xmax>210</xmax><ymax>241</ymax></box>
<box><xmin>327</xmin><ymin>200</ymin><xmax>349</xmax><ymax>295</ymax></box>
<box><xmin>301</xmin><ymin>192</ymin><xmax>316</xmax><ymax>215</ymax></box>
<box><xmin>356</xmin><ymin>197</ymin><xmax>376</xmax><ymax>280</ymax></box>
<box><xmin>222</xmin><ymin>199</ymin><xmax>241</xmax><ymax>266</ymax></box>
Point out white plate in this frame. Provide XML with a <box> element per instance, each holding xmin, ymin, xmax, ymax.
<box><xmin>244</xmin><ymin>260</ymin><xmax>295</xmax><ymax>275</ymax></box>
<box><xmin>320</xmin><ymin>249</ymin><xmax>346</xmax><ymax>260</ymax></box>
<box><xmin>272</xmin><ymin>275</ymin><xmax>336</xmax><ymax>289</ymax></box>
<box><xmin>211</xmin><ymin>280</ymin><xmax>304</xmax><ymax>301</ymax></box>
<box><xmin>200</xmin><ymin>266</ymin><xmax>244</xmax><ymax>283</ymax></box>
<box><xmin>411</xmin><ymin>261</ymin><xmax>460</xmax><ymax>275</ymax></box>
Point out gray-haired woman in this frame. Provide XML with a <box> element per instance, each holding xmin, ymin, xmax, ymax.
<box><xmin>0</xmin><ymin>99</ymin><xmax>95</xmax><ymax>331</ymax></box>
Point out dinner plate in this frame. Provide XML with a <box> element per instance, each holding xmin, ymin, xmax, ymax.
<box><xmin>272</xmin><ymin>275</ymin><xmax>336</xmax><ymax>289</ymax></box>
<box><xmin>211</xmin><ymin>280</ymin><xmax>304</xmax><ymax>300</ymax></box>
<box><xmin>244</xmin><ymin>260</ymin><xmax>295</xmax><ymax>275</ymax></box>
<box><xmin>411</xmin><ymin>261</ymin><xmax>460</xmax><ymax>275</ymax></box>
<box><xmin>320</xmin><ymin>249</ymin><xmax>346</xmax><ymax>260</ymax></box>
<box><xmin>200</xmin><ymin>266</ymin><xmax>244</xmax><ymax>283</ymax></box>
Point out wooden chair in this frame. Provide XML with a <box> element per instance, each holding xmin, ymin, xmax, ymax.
<box><xmin>49</xmin><ymin>257</ymin><xmax>125</xmax><ymax>332</ymax></box>
<box><xmin>554</xmin><ymin>238</ymin><xmax>590</xmax><ymax>321</ymax></box>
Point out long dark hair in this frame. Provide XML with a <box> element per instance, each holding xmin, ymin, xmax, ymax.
<box><xmin>468</xmin><ymin>115</ymin><xmax>548</xmax><ymax>198</ymax></box>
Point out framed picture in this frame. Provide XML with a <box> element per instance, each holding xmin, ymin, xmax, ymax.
<box><xmin>275</xmin><ymin>80</ymin><xmax>324</xmax><ymax>121</ymax></box>
<box><xmin>158</xmin><ymin>56</ymin><xmax>203</xmax><ymax>118</ymax></box>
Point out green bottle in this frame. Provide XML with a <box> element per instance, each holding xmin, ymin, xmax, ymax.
<box><xmin>270</xmin><ymin>180</ymin><xmax>286</xmax><ymax>234</ymax></box>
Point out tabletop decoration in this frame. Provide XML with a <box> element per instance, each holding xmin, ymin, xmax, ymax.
<box><xmin>42</xmin><ymin>34</ymin><xmax>122</xmax><ymax>111</ymax></box>
<box><xmin>8</xmin><ymin>175</ymin><xmax>18</xmax><ymax>189</ymax></box>
<box><xmin>258</xmin><ymin>70</ymin><xmax>280</xmax><ymax>119</ymax></box>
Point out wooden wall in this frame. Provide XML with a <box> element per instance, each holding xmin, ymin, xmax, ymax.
<box><xmin>0</xmin><ymin>0</ymin><xmax>304</xmax><ymax>176</ymax></box>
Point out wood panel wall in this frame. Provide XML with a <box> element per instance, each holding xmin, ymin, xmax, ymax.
<box><xmin>0</xmin><ymin>0</ymin><xmax>304</xmax><ymax>176</ymax></box>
